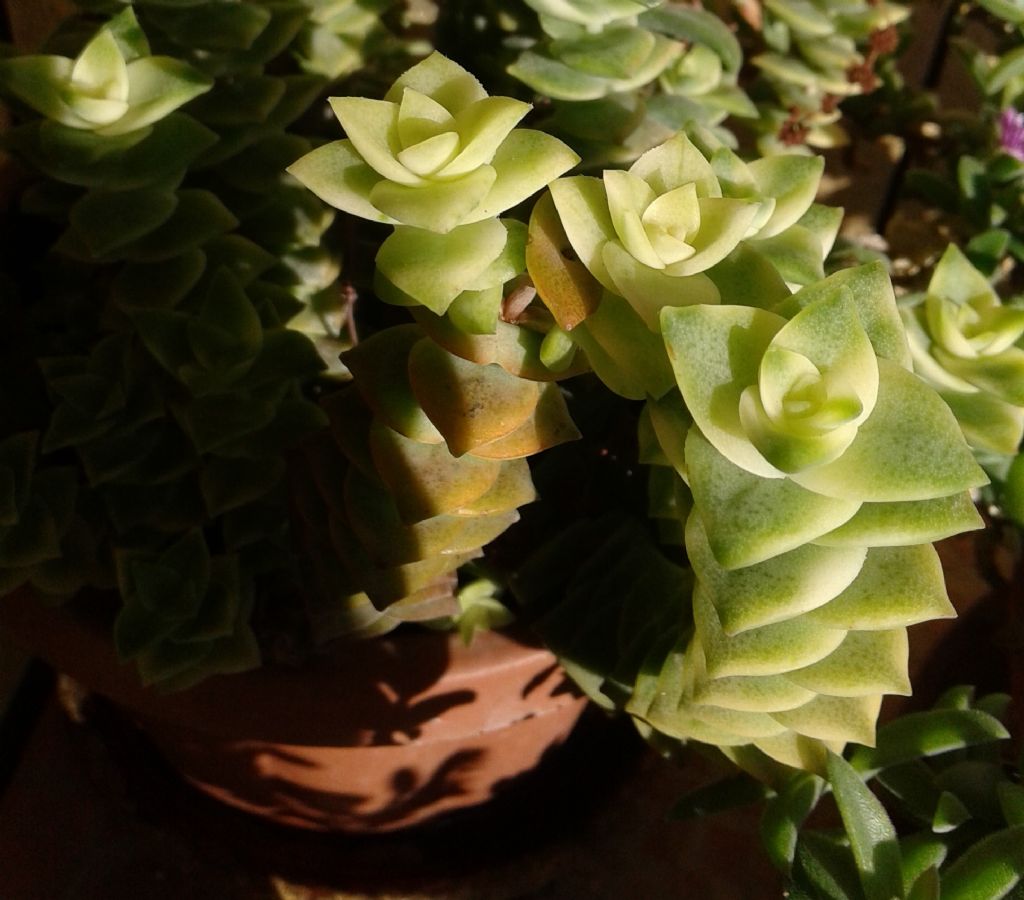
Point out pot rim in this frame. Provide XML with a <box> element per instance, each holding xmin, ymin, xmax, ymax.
<box><xmin>0</xmin><ymin>587</ymin><xmax>580</xmax><ymax>746</ymax></box>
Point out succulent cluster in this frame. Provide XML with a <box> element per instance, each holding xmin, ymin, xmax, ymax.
<box><xmin>0</xmin><ymin>0</ymin><xmax>1018</xmax><ymax>827</ymax></box>
<box><xmin>0</xmin><ymin>4</ymin><xmax>349</xmax><ymax>687</ymax></box>
<box><xmin>500</xmin><ymin>130</ymin><xmax>984</xmax><ymax>771</ymax></box>
<box><xmin>286</xmin><ymin>53</ymin><xmax>582</xmax><ymax>639</ymax></box>
<box><xmin>740</xmin><ymin>0</ymin><xmax>909</xmax><ymax>152</ymax></box>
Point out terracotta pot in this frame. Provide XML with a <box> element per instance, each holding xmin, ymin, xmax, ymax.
<box><xmin>0</xmin><ymin>588</ymin><xmax>587</xmax><ymax>832</ymax></box>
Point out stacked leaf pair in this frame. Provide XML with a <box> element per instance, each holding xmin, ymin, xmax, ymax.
<box><xmin>540</xmin><ymin>133</ymin><xmax>987</xmax><ymax>770</ymax></box>
<box><xmin>0</xmin><ymin>7</ymin><xmax>336</xmax><ymax>687</ymax></box>
<box><xmin>288</xmin><ymin>53</ymin><xmax>583</xmax><ymax>637</ymax></box>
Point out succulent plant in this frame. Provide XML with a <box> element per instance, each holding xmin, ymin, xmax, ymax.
<box><xmin>0</xmin><ymin>8</ymin><xmax>211</xmax><ymax>136</ymax></box>
<box><xmin>515</xmin><ymin>132</ymin><xmax>986</xmax><ymax>770</ymax></box>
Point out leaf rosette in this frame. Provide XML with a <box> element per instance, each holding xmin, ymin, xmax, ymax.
<box><xmin>549</xmin><ymin>134</ymin><xmax>760</xmax><ymax>320</ymax></box>
<box><xmin>663</xmin><ymin>263</ymin><xmax>987</xmax><ymax>570</ymax></box>
<box><xmin>0</xmin><ymin>9</ymin><xmax>211</xmax><ymax>137</ymax></box>
<box><xmin>288</xmin><ymin>51</ymin><xmax>578</xmax><ymax>235</ymax></box>
<box><xmin>901</xmin><ymin>244</ymin><xmax>1024</xmax><ymax>454</ymax></box>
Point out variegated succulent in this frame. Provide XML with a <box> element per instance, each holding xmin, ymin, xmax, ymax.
<box><xmin>651</xmin><ymin>262</ymin><xmax>985</xmax><ymax>770</ymax></box>
<box><xmin>286</xmin><ymin>52</ymin><xmax>583</xmax><ymax>638</ymax></box>
<box><xmin>0</xmin><ymin>2</ymin><xmax>1004</xmax><ymax>795</ymax></box>
<box><xmin>902</xmin><ymin>244</ymin><xmax>1024</xmax><ymax>457</ymax></box>
<box><xmin>520</xmin><ymin>133</ymin><xmax>986</xmax><ymax>770</ymax></box>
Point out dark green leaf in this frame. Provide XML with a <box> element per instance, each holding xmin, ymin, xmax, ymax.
<box><xmin>69</xmin><ymin>187</ymin><xmax>178</xmax><ymax>257</ymax></box>
<box><xmin>906</xmin><ymin>866</ymin><xmax>940</xmax><ymax>900</ymax></box>
<box><xmin>933</xmin><ymin>791</ymin><xmax>972</xmax><ymax>833</ymax></box>
<box><xmin>670</xmin><ymin>773</ymin><xmax>772</xmax><ymax>820</ymax></box>
<box><xmin>794</xmin><ymin>831</ymin><xmax>866</xmax><ymax>900</ymax></box>
<box><xmin>120</xmin><ymin>190</ymin><xmax>238</xmax><ymax>263</ymax></box>
<box><xmin>940</xmin><ymin>826</ymin><xmax>1024</xmax><ymax>900</ymax></box>
<box><xmin>850</xmin><ymin>709</ymin><xmax>1011</xmax><ymax>774</ymax></box>
<box><xmin>899</xmin><ymin>833</ymin><xmax>948</xmax><ymax>897</ymax></box>
<box><xmin>826</xmin><ymin>751</ymin><xmax>904</xmax><ymax>900</ymax></box>
<box><xmin>761</xmin><ymin>771</ymin><xmax>826</xmax><ymax>874</ymax></box>
<box><xmin>113</xmin><ymin>249</ymin><xmax>207</xmax><ymax>310</ymax></box>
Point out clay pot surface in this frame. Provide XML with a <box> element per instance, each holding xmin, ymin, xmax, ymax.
<box><xmin>0</xmin><ymin>588</ymin><xmax>587</xmax><ymax>831</ymax></box>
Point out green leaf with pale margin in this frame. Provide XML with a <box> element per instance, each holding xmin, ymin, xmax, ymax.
<box><xmin>826</xmin><ymin>750</ymin><xmax>904</xmax><ymax>900</ymax></box>
<box><xmin>849</xmin><ymin>708</ymin><xmax>1010</xmax><ymax>776</ymax></box>
<box><xmin>940</xmin><ymin>826</ymin><xmax>1024</xmax><ymax>900</ymax></box>
<box><xmin>761</xmin><ymin>770</ymin><xmax>826</xmax><ymax>873</ymax></box>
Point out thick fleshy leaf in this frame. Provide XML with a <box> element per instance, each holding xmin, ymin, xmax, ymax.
<box><xmin>813</xmin><ymin>493</ymin><xmax>983</xmax><ymax>547</ymax></box>
<box><xmin>0</xmin><ymin>56</ymin><xmax>96</xmax><ymax>127</ymax></box>
<box><xmin>777</xmin><ymin>262</ymin><xmax>911</xmax><ymax>369</ymax></box>
<box><xmin>508</xmin><ymin>50</ymin><xmax>616</xmax><ymax>101</ymax></box>
<box><xmin>467</xmin><ymin>382</ymin><xmax>580</xmax><ymax>459</ymax></box>
<box><xmin>748</xmin><ymin>225</ymin><xmax>826</xmax><ymax>287</ymax></box>
<box><xmin>686</xmin><ymin>428</ymin><xmax>860</xmax><ymax>569</ymax></box>
<box><xmin>773</xmin><ymin>694</ymin><xmax>882</xmax><ymax>746</ymax></box>
<box><xmin>448</xmin><ymin>286</ymin><xmax>502</xmax><ymax>335</ymax></box>
<box><xmin>384</xmin><ymin>51</ymin><xmax>488</xmax><ymax>114</ymax></box>
<box><xmin>341</xmin><ymin>326</ymin><xmax>444</xmax><ymax>444</ymax></box>
<box><xmin>687</xmin><ymin>511</ymin><xmax>867</xmax><ymax>635</ymax></box>
<box><xmin>747</xmin><ymin>153</ymin><xmax>824</xmax><ymax>239</ymax></box>
<box><xmin>370</xmin><ymin>165</ymin><xmax>497</xmax><ymax>232</ymax></box>
<box><xmin>602</xmin><ymin>244</ymin><xmax>720</xmax><ymax>329</ymax></box>
<box><xmin>73</xmin><ymin>27</ymin><xmax>129</xmax><ymax>101</ymax></box>
<box><xmin>804</xmin><ymin>544</ymin><xmax>954</xmax><ymax>631</ymax></box>
<box><xmin>286</xmin><ymin>139</ymin><xmax>395</xmax><ymax>224</ymax></box>
<box><xmin>664</xmin><ymin>303</ymin><xmax>787</xmax><ymax>478</ymax></box>
<box><xmin>411</xmin><ymin>309</ymin><xmax>588</xmax><ymax>381</ymax></box>
<box><xmin>790</xmin><ymin>360</ymin><xmax>988</xmax><ymax>502</ymax></box>
<box><xmin>934</xmin><ymin>344</ymin><xmax>1024</xmax><ymax>407</ymax></box>
<box><xmin>706</xmin><ymin>244</ymin><xmax>792</xmax><ymax>309</ymax></box>
<box><xmin>554</xmin><ymin>26</ymin><xmax>657</xmax><ymax>79</ymax></box>
<box><xmin>760</xmin><ymin>771</ymin><xmax>826</xmax><ymax>874</ymax></box>
<box><xmin>441</xmin><ymin>95</ymin><xmax>531</xmax><ymax>177</ymax></box>
<box><xmin>68</xmin><ymin>187</ymin><xmax>178</xmax><ymax>257</ymax></box>
<box><xmin>328</xmin><ymin>97</ymin><xmax>418</xmax><ymax>185</ymax></box>
<box><xmin>344</xmin><ymin>467</ymin><xmax>519</xmax><ymax>565</ymax></box>
<box><xmin>786</xmin><ymin>629</ymin><xmax>910</xmax><ymax>697</ymax></box>
<box><xmin>851</xmin><ymin>708</ymin><xmax>1011</xmax><ymax>773</ymax></box>
<box><xmin>646</xmin><ymin>391</ymin><xmax>691</xmax><ymax>477</ymax></box>
<box><xmin>695</xmin><ymin>584</ymin><xmax>848</xmax><ymax>678</ymax></box>
<box><xmin>102</xmin><ymin>56</ymin><xmax>211</xmax><ymax>135</ymax></box>
<box><xmin>527</xmin><ymin>191</ymin><xmax>604</xmax><ymax>330</ymax></box>
<box><xmin>825</xmin><ymin>751</ymin><xmax>904</xmax><ymax>900</ymax></box>
<box><xmin>549</xmin><ymin>175</ymin><xmax>618</xmax><ymax>291</ymax></box>
<box><xmin>571</xmin><ymin>293</ymin><xmax>677</xmax><ymax>400</ymax></box>
<box><xmin>466</xmin><ymin>129</ymin><xmax>580</xmax><ymax>223</ymax></box>
<box><xmin>630</xmin><ymin>132</ymin><xmax>721</xmax><ymax>198</ymax></box>
<box><xmin>452</xmin><ymin>457</ymin><xmax>536</xmax><ymax>515</ymax></box>
<box><xmin>368</xmin><ymin>420</ymin><xmax>501</xmax><ymax>522</ymax></box>
<box><xmin>662</xmin><ymin>198</ymin><xmax>760</xmax><ymax>276</ymax></box>
<box><xmin>408</xmin><ymin>339</ymin><xmax>541</xmax><ymax>456</ymax></box>
<box><xmin>940</xmin><ymin>826</ymin><xmax>1024</xmax><ymax>900</ymax></box>
<box><xmin>940</xmin><ymin>389</ymin><xmax>1024</xmax><ymax>454</ymax></box>
<box><xmin>375</xmin><ymin>219</ymin><xmax>507</xmax><ymax>314</ymax></box>
<box><xmin>693</xmin><ymin>671</ymin><xmax>817</xmax><ymax>713</ymax></box>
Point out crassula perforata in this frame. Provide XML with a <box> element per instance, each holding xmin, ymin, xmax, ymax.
<box><xmin>0</xmin><ymin>8</ymin><xmax>211</xmax><ymax>136</ymax></box>
<box><xmin>288</xmin><ymin>51</ymin><xmax>579</xmax><ymax>314</ymax></box>
<box><xmin>901</xmin><ymin>243</ymin><xmax>1024</xmax><ymax>455</ymax></box>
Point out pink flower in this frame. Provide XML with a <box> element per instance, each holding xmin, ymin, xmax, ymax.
<box><xmin>999</xmin><ymin>107</ymin><xmax>1024</xmax><ymax>161</ymax></box>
